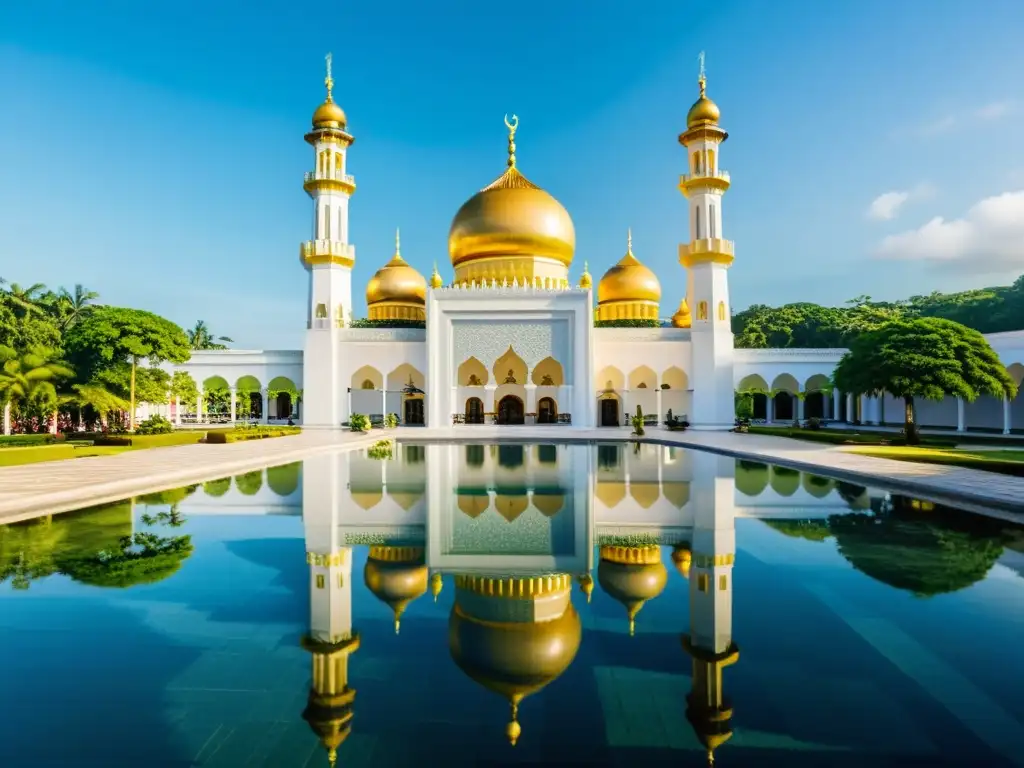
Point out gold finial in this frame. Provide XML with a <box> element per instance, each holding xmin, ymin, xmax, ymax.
<box><xmin>395</xmin><ymin>227</ymin><xmax>401</xmax><ymax>256</ymax></box>
<box><xmin>626</xmin><ymin>228</ymin><xmax>634</xmax><ymax>256</ymax></box>
<box><xmin>430</xmin><ymin>571</ymin><xmax>443</xmax><ymax>602</ymax></box>
<box><xmin>698</xmin><ymin>51</ymin><xmax>707</xmax><ymax>98</ymax></box>
<box><xmin>506</xmin><ymin>702</ymin><xmax>522</xmax><ymax>746</ymax></box>
<box><xmin>629</xmin><ymin>617</ymin><xmax>636</xmax><ymax>637</ymax></box>
<box><xmin>325</xmin><ymin>53</ymin><xmax>335</xmax><ymax>102</ymax></box>
<box><xmin>707</xmin><ymin>748</ymin><xmax>715</xmax><ymax>765</ymax></box>
<box><xmin>578</xmin><ymin>573</ymin><xmax>594</xmax><ymax>603</ymax></box>
<box><xmin>504</xmin><ymin>113</ymin><xmax>519</xmax><ymax>168</ymax></box>
<box><xmin>328</xmin><ymin>747</ymin><xmax>338</xmax><ymax>767</ymax></box>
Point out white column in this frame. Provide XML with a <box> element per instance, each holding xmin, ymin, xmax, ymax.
<box><xmin>845</xmin><ymin>393</ymin><xmax>854</xmax><ymax>423</ymax></box>
<box><xmin>173</xmin><ymin>396</ymin><xmax>181</xmax><ymax>426</ymax></box>
<box><xmin>261</xmin><ymin>389</ymin><xmax>270</xmax><ymax>424</ymax></box>
<box><xmin>796</xmin><ymin>392</ymin><xmax>804</xmax><ymax>421</ymax></box>
<box><xmin>765</xmin><ymin>394</ymin><xmax>774</xmax><ymax>424</ymax></box>
<box><xmin>832</xmin><ymin>389</ymin><xmax>840</xmax><ymax>421</ymax></box>
<box><xmin>197</xmin><ymin>387</ymin><xmax>204</xmax><ymax>423</ymax></box>
<box><xmin>381</xmin><ymin>387</ymin><xmax>387</xmax><ymax>421</ymax></box>
<box><xmin>1003</xmin><ymin>396</ymin><xmax>1012</xmax><ymax>435</ymax></box>
<box><xmin>621</xmin><ymin>390</ymin><xmax>630</xmax><ymax>427</ymax></box>
<box><xmin>2</xmin><ymin>402</ymin><xmax>10</xmax><ymax>436</ymax></box>
<box><xmin>859</xmin><ymin>395</ymin><xmax>868</xmax><ymax>424</ymax></box>
<box><xmin>656</xmin><ymin>387</ymin><xmax>663</xmax><ymax>425</ymax></box>
<box><xmin>230</xmin><ymin>388</ymin><xmax>237</xmax><ymax>423</ymax></box>
<box><xmin>525</xmin><ymin>384</ymin><xmax>537</xmax><ymax>420</ymax></box>
<box><xmin>347</xmin><ymin>388</ymin><xmax>352</xmax><ymax>423</ymax></box>
<box><xmin>956</xmin><ymin>397</ymin><xmax>965</xmax><ymax>433</ymax></box>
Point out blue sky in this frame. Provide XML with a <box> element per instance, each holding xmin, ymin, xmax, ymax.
<box><xmin>2</xmin><ymin>0</ymin><xmax>1023</xmax><ymax>349</ymax></box>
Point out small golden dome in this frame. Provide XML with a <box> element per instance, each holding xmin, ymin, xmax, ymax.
<box><xmin>687</xmin><ymin>95</ymin><xmax>720</xmax><ymax>128</ymax></box>
<box><xmin>597</xmin><ymin>545</ymin><xmax>668</xmax><ymax>636</ymax></box>
<box><xmin>366</xmin><ymin>231</ymin><xmax>427</xmax><ymax>308</ymax></box>
<box><xmin>578</xmin><ymin>262</ymin><xmax>592</xmax><ymax>290</ymax></box>
<box><xmin>313</xmin><ymin>99</ymin><xmax>347</xmax><ymax>130</ymax></box>
<box><xmin>363</xmin><ymin>546</ymin><xmax>428</xmax><ymax>634</ymax></box>
<box><xmin>671</xmin><ymin>543</ymin><xmax>692</xmax><ymax>579</ymax></box>
<box><xmin>429</xmin><ymin>263</ymin><xmax>444</xmax><ymax>289</ymax></box>
<box><xmin>672</xmin><ymin>299</ymin><xmax>692</xmax><ymax>328</ymax></box>
<box><xmin>449</xmin><ymin>599</ymin><xmax>582</xmax><ymax>745</ymax></box>
<box><xmin>597</xmin><ymin>231</ymin><xmax>661</xmax><ymax>305</ymax></box>
<box><xmin>448</xmin><ymin>116</ymin><xmax>575</xmax><ymax>276</ymax></box>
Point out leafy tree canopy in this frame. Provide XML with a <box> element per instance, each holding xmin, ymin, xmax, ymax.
<box><xmin>64</xmin><ymin>306</ymin><xmax>191</xmax><ymax>382</ymax></box>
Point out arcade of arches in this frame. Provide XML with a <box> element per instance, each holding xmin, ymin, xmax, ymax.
<box><xmin>456</xmin><ymin>349</ymin><xmax>567</xmax><ymax>425</ymax></box>
<box><xmin>176</xmin><ymin>374</ymin><xmax>300</xmax><ymax>423</ymax></box>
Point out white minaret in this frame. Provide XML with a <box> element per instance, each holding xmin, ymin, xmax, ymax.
<box><xmin>302</xmin><ymin>53</ymin><xmax>356</xmax><ymax>428</ymax></box>
<box><xmin>682</xmin><ymin>451</ymin><xmax>738</xmax><ymax>766</ymax></box>
<box><xmin>679</xmin><ymin>52</ymin><xmax>736</xmax><ymax>430</ymax></box>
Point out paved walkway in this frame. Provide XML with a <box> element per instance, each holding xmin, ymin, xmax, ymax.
<box><xmin>0</xmin><ymin>430</ymin><xmax>378</xmax><ymax>524</ymax></box>
<box><xmin>1</xmin><ymin>426</ymin><xmax>1022</xmax><ymax>525</ymax></box>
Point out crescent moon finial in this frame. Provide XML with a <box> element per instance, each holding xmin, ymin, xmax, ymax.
<box><xmin>504</xmin><ymin>113</ymin><xmax>519</xmax><ymax>133</ymax></box>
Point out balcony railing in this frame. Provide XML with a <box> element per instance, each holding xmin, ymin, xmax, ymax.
<box><xmin>680</xmin><ymin>237</ymin><xmax>735</xmax><ymax>257</ymax></box>
<box><xmin>304</xmin><ymin>170</ymin><xmax>356</xmax><ymax>185</ymax></box>
<box><xmin>301</xmin><ymin>239</ymin><xmax>355</xmax><ymax>260</ymax></box>
<box><xmin>679</xmin><ymin>169</ymin><xmax>730</xmax><ymax>185</ymax></box>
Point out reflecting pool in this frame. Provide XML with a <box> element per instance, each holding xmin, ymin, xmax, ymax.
<box><xmin>2</xmin><ymin>442</ymin><xmax>1024</xmax><ymax>767</ymax></box>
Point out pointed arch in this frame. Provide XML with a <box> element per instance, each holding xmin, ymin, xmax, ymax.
<box><xmin>661</xmin><ymin>366</ymin><xmax>688</xmax><ymax>391</ymax></box>
<box><xmin>597</xmin><ymin>366</ymin><xmax>625</xmax><ymax>392</ymax></box>
<box><xmin>387</xmin><ymin>363</ymin><xmax>425</xmax><ymax>392</ymax></box>
<box><xmin>595</xmin><ymin>479</ymin><xmax>627</xmax><ymax>508</ymax></box>
<box><xmin>351</xmin><ymin>365</ymin><xmax>383</xmax><ymax>390</ymax></box>
<box><xmin>628</xmin><ymin>365</ymin><xmax>657</xmax><ymax>390</ymax></box>
<box><xmin>458</xmin><ymin>357</ymin><xmax>488</xmax><ymax>387</ymax></box>
<box><xmin>493</xmin><ymin>346</ymin><xmax>528</xmax><ymax>385</ymax></box>
<box><xmin>531</xmin><ymin>357</ymin><xmax>564</xmax><ymax>386</ymax></box>
<box><xmin>771</xmin><ymin>373</ymin><xmax>800</xmax><ymax>394</ymax></box>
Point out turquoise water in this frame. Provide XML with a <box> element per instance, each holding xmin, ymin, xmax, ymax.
<box><xmin>1</xmin><ymin>442</ymin><xmax>1024</xmax><ymax>767</ymax></box>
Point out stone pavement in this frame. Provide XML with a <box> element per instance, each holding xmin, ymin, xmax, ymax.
<box><xmin>0</xmin><ymin>430</ymin><xmax>378</xmax><ymax>524</ymax></box>
<box><xmin>1</xmin><ymin>425</ymin><xmax>1022</xmax><ymax>525</ymax></box>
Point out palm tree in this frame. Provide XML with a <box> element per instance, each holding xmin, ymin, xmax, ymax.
<box><xmin>63</xmin><ymin>382</ymin><xmax>130</xmax><ymax>429</ymax></box>
<box><xmin>4</xmin><ymin>282</ymin><xmax>47</xmax><ymax>317</ymax></box>
<box><xmin>55</xmin><ymin>284</ymin><xmax>100</xmax><ymax>331</ymax></box>
<box><xmin>0</xmin><ymin>346</ymin><xmax>75</xmax><ymax>433</ymax></box>
<box><xmin>187</xmin><ymin>320</ymin><xmax>233</xmax><ymax>350</ymax></box>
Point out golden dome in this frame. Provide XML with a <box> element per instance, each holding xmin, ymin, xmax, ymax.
<box><xmin>313</xmin><ymin>99</ymin><xmax>347</xmax><ymax>130</ymax></box>
<box><xmin>671</xmin><ymin>543</ymin><xmax>692</xmax><ymax>579</ymax></box>
<box><xmin>597</xmin><ymin>544</ymin><xmax>668</xmax><ymax>635</ymax></box>
<box><xmin>429</xmin><ymin>263</ymin><xmax>444</xmax><ymax>289</ymax></box>
<box><xmin>578</xmin><ymin>262</ymin><xmax>592</xmax><ymax>290</ymax></box>
<box><xmin>672</xmin><ymin>299</ymin><xmax>692</xmax><ymax>328</ymax></box>
<box><xmin>449</xmin><ymin>598</ymin><xmax>582</xmax><ymax>745</ymax></box>
<box><xmin>597</xmin><ymin>231</ymin><xmax>661</xmax><ymax>305</ymax></box>
<box><xmin>366</xmin><ymin>231</ymin><xmax>427</xmax><ymax>314</ymax></box>
<box><xmin>363</xmin><ymin>546</ymin><xmax>428</xmax><ymax>633</ymax></box>
<box><xmin>448</xmin><ymin>116</ymin><xmax>575</xmax><ymax>280</ymax></box>
<box><xmin>687</xmin><ymin>94</ymin><xmax>720</xmax><ymax>128</ymax></box>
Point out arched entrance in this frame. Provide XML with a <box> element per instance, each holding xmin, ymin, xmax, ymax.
<box><xmin>275</xmin><ymin>392</ymin><xmax>292</xmax><ymax>419</ymax></box>
<box><xmin>465</xmin><ymin>397</ymin><xmax>484</xmax><ymax>424</ymax></box>
<box><xmin>537</xmin><ymin>397</ymin><xmax>557</xmax><ymax>424</ymax></box>
<box><xmin>599</xmin><ymin>397</ymin><xmax>620</xmax><ymax>427</ymax></box>
<box><xmin>497</xmin><ymin>395</ymin><xmax>525</xmax><ymax>425</ymax></box>
<box><xmin>404</xmin><ymin>397</ymin><xmax>424</xmax><ymax>425</ymax></box>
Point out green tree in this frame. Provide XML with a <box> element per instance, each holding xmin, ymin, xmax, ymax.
<box><xmin>64</xmin><ymin>307</ymin><xmax>191</xmax><ymax>430</ymax></box>
<box><xmin>53</xmin><ymin>283</ymin><xmax>100</xmax><ymax>331</ymax></box>
<box><xmin>0</xmin><ymin>346</ymin><xmax>74</xmax><ymax>431</ymax></box>
<box><xmin>832</xmin><ymin>318</ymin><xmax>1017</xmax><ymax>444</ymax></box>
<box><xmin>187</xmin><ymin>320</ymin><xmax>233</xmax><ymax>350</ymax></box>
<box><xmin>64</xmin><ymin>383</ymin><xmax>130</xmax><ymax>427</ymax></box>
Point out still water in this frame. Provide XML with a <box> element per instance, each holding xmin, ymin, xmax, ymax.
<box><xmin>2</xmin><ymin>441</ymin><xmax>1024</xmax><ymax>767</ymax></box>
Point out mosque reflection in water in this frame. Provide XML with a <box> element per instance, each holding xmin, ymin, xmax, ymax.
<box><xmin>298</xmin><ymin>441</ymin><xmax>852</xmax><ymax>766</ymax></box>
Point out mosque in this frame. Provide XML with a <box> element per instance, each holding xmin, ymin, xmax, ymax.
<box><xmin>168</xmin><ymin>54</ymin><xmax>1024</xmax><ymax>434</ymax></box>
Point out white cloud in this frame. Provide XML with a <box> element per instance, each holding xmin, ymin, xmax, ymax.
<box><xmin>907</xmin><ymin>101</ymin><xmax>1011</xmax><ymax>138</ymax></box>
<box><xmin>873</xmin><ymin>190</ymin><xmax>1024</xmax><ymax>272</ymax></box>
<box><xmin>865</xmin><ymin>183</ymin><xmax>935</xmax><ymax>221</ymax></box>
<box><xmin>977</xmin><ymin>101</ymin><xmax>1012</xmax><ymax>120</ymax></box>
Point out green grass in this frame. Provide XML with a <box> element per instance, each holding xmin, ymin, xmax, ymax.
<box><xmin>748</xmin><ymin>426</ymin><xmax>958</xmax><ymax>448</ymax></box>
<box><xmin>843</xmin><ymin>445</ymin><xmax>1024</xmax><ymax>476</ymax></box>
<box><xmin>0</xmin><ymin>428</ymin><xmax>233</xmax><ymax>467</ymax></box>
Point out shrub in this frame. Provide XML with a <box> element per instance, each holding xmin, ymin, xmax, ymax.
<box><xmin>135</xmin><ymin>415</ymin><xmax>173</xmax><ymax>435</ymax></box>
<box><xmin>631</xmin><ymin>405</ymin><xmax>645</xmax><ymax>437</ymax></box>
<box><xmin>349</xmin><ymin>414</ymin><xmax>370</xmax><ymax>432</ymax></box>
<box><xmin>594</xmin><ymin>319</ymin><xmax>660</xmax><ymax>328</ymax></box>
<box><xmin>385</xmin><ymin>413</ymin><xmax>399</xmax><ymax>429</ymax></box>
<box><xmin>0</xmin><ymin>434</ymin><xmax>59</xmax><ymax>448</ymax></box>
<box><xmin>205</xmin><ymin>426</ymin><xmax>301</xmax><ymax>444</ymax></box>
<box><xmin>368</xmin><ymin>439</ymin><xmax>395</xmax><ymax>460</ymax></box>
<box><xmin>804</xmin><ymin>417</ymin><xmax>823</xmax><ymax>431</ymax></box>
<box><xmin>348</xmin><ymin>318</ymin><xmax>425</xmax><ymax>329</ymax></box>
<box><xmin>93</xmin><ymin>436</ymin><xmax>134</xmax><ymax>447</ymax></box>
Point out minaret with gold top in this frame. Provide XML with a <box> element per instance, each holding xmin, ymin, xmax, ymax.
<box><xmin>302</xmin><ymin>53</ymin><xmax>356</xmax><ymax>427</ymax></box>
<box><xmin>681</xmin><ymin>451</ymin><xmax>739</xmax><ymax>765</ymax></box>
<box><xmin>679</xmin><ymin>52</ymin><xmax>736</xmax><ymax>430</ymax></box>
<box><xmin>301</xmin><ymin>453</ymin><xmax>360</xmax><ymax>767</ymax></box>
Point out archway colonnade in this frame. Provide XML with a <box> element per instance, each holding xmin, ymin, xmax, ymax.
<box><xmin>594</xmin><ymin>365</ymin><xmax>690</xmax><ymax>427</ymax></box>
<box><xmin>454</xmin><ymin>351</ymin><xmax>569</xmax><ymax>425</ymax></box>
<box><xmin>168</xmin><ymin>374</ymin><xmax>301</xmax><ymax>425</ymax></box>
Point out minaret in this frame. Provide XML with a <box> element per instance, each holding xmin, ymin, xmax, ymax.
<box><xmin>678</xmin><ymin>52</ymin><xmax>736</xmax><ymax>430</ymax></box>
<box><xmin>301</xmin><ymin>453</ymin><xmax>359</xmax><ymax>767</ymax></box>
<box><xmin>302</xmin><ymin>53</ymin><xmax>356</xmax><ymax>427</ymax></box>
<box><xmin>681</xmin><ymin>451</ymin><xmax>739</xmax><ymax>765</ymax></box>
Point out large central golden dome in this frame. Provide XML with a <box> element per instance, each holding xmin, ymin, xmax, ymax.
<box><xmin>448</xmin><ymin>116</ymin><xmax>575</xmax><ymax>286</ymax></box>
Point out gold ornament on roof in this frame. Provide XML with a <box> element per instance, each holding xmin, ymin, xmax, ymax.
<box><xmin>504</xmin><ymin>113</ymin><xmax>519</xmax><ymax>168</ymax></box>
<box><xmin>672</xmin><ymin>298</ymin><xmax>692</xmax><ymax>329</ymax></box>
<box><xmin>597</xmin><ymin>228</ymin><xmax>662</xmax><ymax>309</ymax></box>
<box><xmin>312</xmin><ymin>52</ymin><xmax>348</xmax><ymax>130</ymax></box>
<box><xmin>686</xmin><ymin>51</ymin><xmax>721</xmax><ymax>129</ymax></box>
<box><xmin>366</xmin><ymin>228</ymin><xmax>427</xmax><ymax>319</ymax></box>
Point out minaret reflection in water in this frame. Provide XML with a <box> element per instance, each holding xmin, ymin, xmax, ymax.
<box><xmin>682</xmin><ymin>451</ymin><xmax>739</xmax><ymax>766</ymax></box>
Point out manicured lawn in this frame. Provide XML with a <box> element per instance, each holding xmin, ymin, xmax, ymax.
<box><xmin>747</xmin><ymin>426</ymin><xmax>957</xmax><ymax>447</ymax></box>
<box><xmin>0</xmin><ymin>429</ymin><xmax>230</xmax><ymax>467</ymax></box>
<box><xmin>842</xmin><ymin>445</ymin><xmax>1024</xmax><ymax>476</ymax></box>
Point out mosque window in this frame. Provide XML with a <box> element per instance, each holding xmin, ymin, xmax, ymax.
<box><xmin>719</xmin><ymin>574</ymin><xmax>728</xmax><ymax>591</ymax></box>
<box><xmin>361</xmin><ymin>379</ymin><xmax>375</xmax><ymax>390</ymax></box>
<box><xmin>709</xmin><ymin>204</ymin><xmax>717</xmax><ymax>238</ymax></box>
<box><xmin>717</xmin><ymin>301</ymin><xmax>727</xmax><ymax>321</ymax></box>
<box><xmin>315</xmin><ymin>303</ymin><xmax>328</xmax><ymax>319</ymax></box>
<box><xmin>325</xmin><ymin>205</ymin><xmax>332</xmax><ymax>239</ymax></box>
<box><xmin>697</xmin><ymin>573</ymin><xmax>709</xmax><ymax>593</ymax></box>
<box><xmin>337</xmin><ymin>209</ymin><xmax>343</xmax><ymax>241</ymax></box>
<box><xmin>697</xmin><ymin>301</ymin><xmax>708</xmax><ymax>321</ymax></box>
<box><xmin>316</xmin><ymin>574</ymin><xmax>325</xmax><ymax>589</ymax></box>
<box><xmin>695</xmin><ymin>207</ymin><xmax>703</xmax><ymax>239</ymax></box>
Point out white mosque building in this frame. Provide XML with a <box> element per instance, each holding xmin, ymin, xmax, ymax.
<box><xmin>169</xmin><ymin>56</ymin><xmax>1024</xmax><ymax>435</ymax></box>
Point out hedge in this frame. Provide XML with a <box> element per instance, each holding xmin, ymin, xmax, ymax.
<box><xmin>205</xmin><ymin>426</ymin><xmax>302</xmax><ymax>444</ymax></box>
<box><xmin>93</xmin><ymin>432</ymin><xmax>208</xmax><ymax>448</ymax></box>
<box><xmin>0</xmin><ymin>433</ymin><xmax>64</xmax><ymax>448</ymax></box>
<box><xmin>748</xmin><ymin>426</ymin><xmax>958</xmax><ymax>448</ymax></box>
